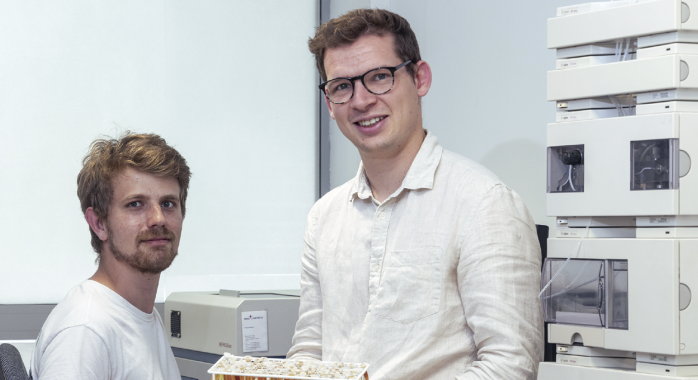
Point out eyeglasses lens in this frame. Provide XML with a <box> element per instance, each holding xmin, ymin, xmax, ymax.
<box><xmin>326</xmin><ymin>80</ymin><xmax>353</xmax><ymax>104</ymax></box>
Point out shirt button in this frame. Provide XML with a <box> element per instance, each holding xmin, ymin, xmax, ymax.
<box><xmin>379</xmin><ymin>212</ymin><xmax>386</xmax><ymax>219</ymax></box>
<box><xmin>373</xmin><ymin>265</ymin><xmax>381</xmax><ymax>272</ymax></box>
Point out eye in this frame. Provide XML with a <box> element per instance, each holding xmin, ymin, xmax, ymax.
<box><xmin>329</xmin><ymin>81</ymin><xmax>351</xmax><ymax>93</ymax></box>
<box><xmin>370</xmin><ymin>73</ymin><xmax>390</xmax><ymax>82</ymax></box>
<box><xmin>128</xmin><ymin>201</ymin><xmax>141</xmax><ymax>207</ymax></box>
<box><xmin>162</xmin><ymin>201</ymin><xmax>175</xmax><ymax>208</ymax></box>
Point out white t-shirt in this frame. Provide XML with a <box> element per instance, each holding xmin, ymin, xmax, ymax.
<box><xmin>30</xmin><ymin>280</ymin><xmax>181</xmax><ymax>380</ymax></box>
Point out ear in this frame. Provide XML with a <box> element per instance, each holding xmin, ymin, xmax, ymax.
<box><xmin>85</xmin><ymin>207</ymin><xmax>108</xmax><ymax>241</ymax></box>
<box><xmin>413</xmin><ymin>60</ymin><xmax>432</xmax><ymax>97</ymax></box>
<box><xmin>324</xmin><ymin>95</ymin><xmax>336</xmax><ymax>120</ymax></box>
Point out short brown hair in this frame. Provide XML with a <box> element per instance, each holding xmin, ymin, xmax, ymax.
<box><xmin>309</xmin><ymin>8</ymin><xmax>421</xmax><ymax>82</ymax></box>
<box><xmin>77</xmin><ymin>131</ymin><xmax>192</xmax><ymax>256</ymax></box>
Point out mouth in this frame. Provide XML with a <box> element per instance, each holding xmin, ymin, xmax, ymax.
<box><xmin>141</xmin><ymin>237</ymin><xmax>171</xmax><ymax>245</ymax></box>
<box><xmin>355</xmin><ymin>116</ymin><xmax>386</xmax><ymax>127</ymax></box>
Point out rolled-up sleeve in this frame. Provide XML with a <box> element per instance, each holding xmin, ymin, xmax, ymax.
<box><xmin>456</xmin><ymin>184</ymin><xmax>544</xmax><ymax>380</ymax></box>
<box><xmin>287</xmin><ymin>206</ymin><xmax>323</xmax><ymax>361</ymax></box>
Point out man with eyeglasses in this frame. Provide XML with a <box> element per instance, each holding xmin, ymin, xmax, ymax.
<box><xmin>287</xmin><ymin>8</ymin><xmax>543</xmax><ymax>380</ymax></box>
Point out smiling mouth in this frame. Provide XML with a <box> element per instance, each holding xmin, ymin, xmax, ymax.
<box><xmin>356</xmin><ymin>116</ymin><xmax>386</xmax><ymax>127</ymax></box>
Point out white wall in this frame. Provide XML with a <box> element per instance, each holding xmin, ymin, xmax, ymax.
<box><xmin>326</xmin><ymin>0</ymin><xmax>584</xmax><ymax>228</ymax></box>
<box><xmin>0</xmin><ymin>0</ymin><xmax>318</xmax><ymax>304</ymax></box>
<box><xmin>0</xmin><ymin>0</ymin><xmax>594</xmax><ymax>305</ymax></box>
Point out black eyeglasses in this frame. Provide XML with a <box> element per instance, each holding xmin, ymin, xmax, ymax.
<box><xmin>319</xmin><ymin>60</ymin><xmax>412</xmax><ymax>104</ymax></box>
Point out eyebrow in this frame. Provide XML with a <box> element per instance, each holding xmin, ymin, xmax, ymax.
<box><xmin>121</xmin><ymin>194</ymin><xmax>180</xmax><ymax>203</ymax></box>
<box><xmin>159</xmin><ymin>194</ymin><xmax>180</xmax><ymax>203</ymax></box>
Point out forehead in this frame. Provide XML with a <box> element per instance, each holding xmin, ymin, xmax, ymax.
<box><xmin>324</xmin><ymin>34</ymin><xmax>401</xmax><ymax>79</ymax></box>
<box><xmin>112</xmin><ymin>166</ymin><xmax>180</xmax><ymax>199</ymax></box>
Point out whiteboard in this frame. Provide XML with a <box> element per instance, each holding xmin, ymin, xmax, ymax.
<box><xmin>0</xmin><ymin>0</ymin><xmax>319</xmax><ymax>304</ymax></box>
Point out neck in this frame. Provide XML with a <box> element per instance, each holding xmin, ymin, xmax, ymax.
<box><xmin>90</xmin><ymin>250</ymin><xmax>160</xmax><ymax>314</ymax></box>
<box><xmin>361</xmin><ymin>129</ymin><xmax>426</xmax><ymax>203</ymax></box>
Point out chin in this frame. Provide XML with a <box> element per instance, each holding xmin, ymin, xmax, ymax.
<box><xmin>110</xmin><ymin>240</ymin><xmax>178</xmax><ymax>274</ymax></box>
<box><xmin>137</xmin><ymin>248</ymin><xmax>178</xmax><ymax>274</ymax></box>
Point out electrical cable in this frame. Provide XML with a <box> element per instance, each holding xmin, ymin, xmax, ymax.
<box><xmin>568</xmin><ymin>165</ymin><xmax>576</xmax><ymax>191</ymax></box>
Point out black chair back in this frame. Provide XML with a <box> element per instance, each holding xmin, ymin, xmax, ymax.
<box><xmin>535</xmin><ymin>224</ymin><xmax>556</xmax><ymax>363</ymax></box>
<box><xmin>0</xmin><ymin>344</ymin><xmax>29</xmax><ymax>380</ymax></box>
<box><xmin>536</xmin><ymin>224</ymin><xmax>548</xmax><ymax>263</ymax></box>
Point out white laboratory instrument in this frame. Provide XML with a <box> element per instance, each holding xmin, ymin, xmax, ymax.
<box><xmin>164</xmin><ymin>289</ymin><xmax>300</xmax><ymax>380</ymax></box>
<box><xmin>540</xmin><ymin>1</ymin><xmax>698</xmax><ymax>379</ymax></box>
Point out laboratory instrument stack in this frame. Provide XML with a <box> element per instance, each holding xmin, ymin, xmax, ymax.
<box><xmin>539</xmin><ymin>0</ymin><xmax>698</xmax><ymax>379</ymax></box>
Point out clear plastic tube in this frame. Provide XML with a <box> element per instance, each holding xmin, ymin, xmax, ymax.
<box><xmin>608</xmin><ymin>96</ymin><xmax>616</xmax><ymax>115</ymax></box>
<box><xmin>636</xmin><ymin>167</ymin><xmax>653</xmax><ymax>175</ymax></box>
<box><xmin>623</xmin><ymin>38</ymin><xmax>631</xmax><ymax>61</ymax></box>
<box><xmin>558</xmin><ymin>172</ymin><xmax>570</xmax><ymax>191</ymax></box>
<box><xmin>538</xmin><ymin>220</ymin><xmax>592</xmax><ymax>298</ymax></box>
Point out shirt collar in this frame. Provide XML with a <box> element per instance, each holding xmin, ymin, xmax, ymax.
<box><xmin>350</xmin><ymin>162</ymin><xmax>373</xmax><ymax>201</ymax></box>
<box><xmin>349</xmin><ymin>130</ymin><xmax>443</xmax><ymax>202</ymax></box>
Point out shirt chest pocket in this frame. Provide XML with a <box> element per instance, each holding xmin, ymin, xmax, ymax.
<box><xmin>372</xmin><ymin>248</ymin><xmax>442</xmax><ymax>324</ymax></box>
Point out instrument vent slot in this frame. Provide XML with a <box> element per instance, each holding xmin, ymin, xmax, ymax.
<box><xmin>171</xmin><ymin>310</ymin><xmax>181</xmax><ymax>338</ymax></box>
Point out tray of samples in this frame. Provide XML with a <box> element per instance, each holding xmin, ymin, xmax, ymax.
<box><xmin>208</xmin><ymin>354</ymin><xmax>370</xmax><ymax>380</ymax></box>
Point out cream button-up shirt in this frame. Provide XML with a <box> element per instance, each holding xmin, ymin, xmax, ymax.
<box><xmin>288</xmin><ymin>131</ymin><xmax>543</xmax><ymax>380</ymax></box>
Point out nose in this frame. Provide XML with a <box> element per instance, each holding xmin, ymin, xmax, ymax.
<box><xmin>350</xmin><ymin>79</ymin><xmax>377</xmax><ymax>110</ymax></box>
<box><xmin>147</xmin><ymin>204</ymin><xmax>166</xmax><ymax>228</ymax></box>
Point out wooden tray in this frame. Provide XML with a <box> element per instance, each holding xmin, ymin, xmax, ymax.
<box><xmin>208</xmin><ymin>355</ymin><xmax>369</xmax><ymax>380</ymax></box>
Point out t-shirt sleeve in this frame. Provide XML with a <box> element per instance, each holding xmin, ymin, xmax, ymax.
<box><xmin>37</xmin><ymin>326</ymin><xmax>110</xmax><ymax>380</ymax></box>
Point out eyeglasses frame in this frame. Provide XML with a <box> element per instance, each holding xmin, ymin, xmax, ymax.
<box><xmin>318</xmin><ymin>60</ymin><xmax>413</xmax><ymax>104</ymax></box>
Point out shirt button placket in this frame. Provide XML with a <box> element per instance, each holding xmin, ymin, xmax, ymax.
<box><xmin>368</xmin><ymin>200</ymin><xmax>394</xmax><ymax>308</ymax></box>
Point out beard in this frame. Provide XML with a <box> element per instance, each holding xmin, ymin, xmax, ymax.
<box><xmin>108</xmin><ymin>225</ymin><xmax>178</xmax><ymax>274</ymax></box>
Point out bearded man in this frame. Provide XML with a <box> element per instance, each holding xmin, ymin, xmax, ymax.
<box><xmin>30</xmin><ymin>132</ymin><xmax>191</xmax><ymax>380</ymax></box>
